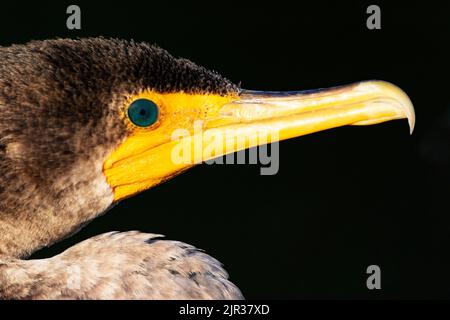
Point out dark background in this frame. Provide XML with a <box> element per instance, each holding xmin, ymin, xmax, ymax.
<box><xmin>1</xmin><ymin>1</ymin><xmax>449</xmax><ymax>299</ymax></box>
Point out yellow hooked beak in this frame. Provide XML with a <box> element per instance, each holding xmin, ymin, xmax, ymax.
<box><xmin>104</xmin><ymin>80</ymin><xmax>415</xmax><ymax>201</ymax></box>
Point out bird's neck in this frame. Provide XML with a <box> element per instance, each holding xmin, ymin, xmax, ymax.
<box><xmin>0</xmin><ymin>165</ymin><xmax>114</xmax><ymax>258</ymax></box>
<box><xmin>0</xmin><ymin>218</ymin><xmax>50</xmax><ymax>258</ymax></box>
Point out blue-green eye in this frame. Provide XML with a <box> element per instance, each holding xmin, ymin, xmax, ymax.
<box><xmin>127</xmin><ymin>99</ymin><xmax>159</xmax><ymax>127</ymax></box>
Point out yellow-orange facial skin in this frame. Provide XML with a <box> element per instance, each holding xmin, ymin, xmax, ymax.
<box><xmin>104</xmin><ymin>91</ymin><xmax>239</xmax><ymax>200</ymax></box>
<box><xmin>103</xmin><ymin>81</ymin><xmax>415</xmax><ymax>201</ymax></box>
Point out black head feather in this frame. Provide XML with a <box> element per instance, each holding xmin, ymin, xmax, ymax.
<box><xmin>0</xmin><ymin>38</ymin><xmax>239</xmax><ymax>257</ymax></box>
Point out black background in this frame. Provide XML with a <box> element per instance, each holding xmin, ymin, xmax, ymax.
<box><xmin>1</xmin><ymin>1</ymin><xmax>449</xmax><ymax>299</ymax></box>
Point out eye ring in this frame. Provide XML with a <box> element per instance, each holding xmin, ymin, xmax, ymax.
<box><xmin>127</xmin><ymin>99</ymin><xmax>159</xmax><ymax>127</ymax></box>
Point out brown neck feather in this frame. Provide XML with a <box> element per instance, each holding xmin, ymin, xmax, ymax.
<box><xmin>0</xmin><ymin>161</ymin><xmax>114</xmax><ymax>258</ymax></box>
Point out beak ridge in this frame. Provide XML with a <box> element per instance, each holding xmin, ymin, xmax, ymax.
<box><xmin>216</xmin><ymin>80</ymin><xmax>415</xmax><ymax>136</ymax></box>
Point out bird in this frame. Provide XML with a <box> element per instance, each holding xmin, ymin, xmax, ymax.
<box><xmin>0</xmin><ymin>38</ymin><xmax>415</xmax><ymax>299</ymax></box>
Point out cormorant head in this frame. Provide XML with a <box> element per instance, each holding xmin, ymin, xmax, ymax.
<box><xmin>0</xmin><ymin>38</ymin><xmax>415</xmax><ymax>257</ymax></box>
